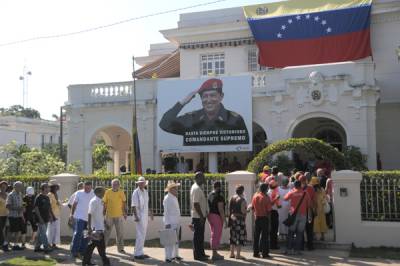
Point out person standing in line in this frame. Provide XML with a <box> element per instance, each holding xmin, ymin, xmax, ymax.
<box><xmin>103</xmin><ymin>179</ymin><xmax>127</xmax><ymax>253</ymax></box>
<box><xmin>259</xmin><ymin>165</ymin><xmax>271</xmax><ymax>183</ymax></box>
<box><xmin>190</xmin><ymin>172</ymin><xmax>209</xmax><ymax>261</ymax></box>
<box><xmin>325</xmin><ymin>173</ymin><xmax>334</xmax><ymax>229</ymax></box>
<box><xmin>0</xmin><ymin>181</ymin><xmax>9</xmax><ymax>252</ymax></box>
<box><xmin>228</xmin><ymin>185</ymin><xmax>247</xmax><ymax>260</ymax></box>
<box><xmin>278</xmin><ymin>177</ymin><xmax>291</xmax><ymax>240</ymax></box>
<box><xmin>268</xmin><ymin>180</ymin><xmax>281</xmax><ymax>250</ymax></box>
<box><xmin>310</xmin><ymin>177</ymin><xmax>329</xmax><ymax>241</ymax></box>
<box><xmin>70</xmin><ymin>181</ymin><xmax>95</xmax><ymax>259</ymax></box>
<box><xmin>283</xmin><ymin>180</ymin><xmax>311</xmax><ymax>255</ymax></box>
<box><xmin>34</xmin><ymin>183</ymin><xmax>54</xmax><ymax>253</ymax></box>
<box><xmin>68</xmin><ymin>182</ymin><xmax>84</xmax><ymax>209</ymax></box>
<box><xmin>131</xmin><ymin>176</ymin><xmax>153</xmax><ymax>260</ymax></box>
<box><xmin>47</xmin><ymin>180</ymin><xmax>61</xmax><ymax>249</ymax></box>
<box><xmin>82</xmin><ymin>187</ymin><xmax>110</xmax><ymax>266</ymax></box>
<box><xmin>163</xmin><ymin>181</ymin><xmax>182</xmax><ymax>263</ymax></box>
<box><xmin>6</xmin><ymin>181</ymin><xmax>25</xmax><ymax>251</ymax></box>
<box><xmin>22</xmin><ymin>186</ymin><xmax>38</xmax><ymax>247</ymax></box>
<box><xmin>207</xmin><ymin>181</ymin><xmax>225</xmax><ymax>261</ymax></box>
<box><xmin>300</xmin><ymin>175</ymin><xmax>316</xmax><ymax>251</ymax></box>
<box><xmin>249</xmin><ymin>183</ymin><xmax>272</xmax><ymax>259</ymax></box>
<box><xmin>265</xmin><ymin>166</ymin><xmax>279</xmax><ymax>184</ymax></box>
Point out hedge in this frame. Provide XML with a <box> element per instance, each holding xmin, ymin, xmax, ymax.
<box><xmin>0</xmin><ymin>173</ymin><xmax>225</xmax><ymax>183</ymax></box>
<box><xmin>247</xmin><ymin>138</ymin><xmax>346</xmax><ymax>174</ymax></box>
<box><xmin>80</xmin><ymin>173</ymin><xmax>226</xmax><ymax>181</ymax></box>
<box><xmin>362</xmin><ymin>171</ymin><xmax>400</xmax><ymax>180</ymax></box>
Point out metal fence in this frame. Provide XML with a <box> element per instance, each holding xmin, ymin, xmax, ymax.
<box><xmin>360</xmin><ymin>175</ymin><xmax>400</xmax><ymax>222</ymax></box>
<box><xmin>89</xmin><ymin>178</ymin><xmax>228</xmax><ymax>216</ymax></box>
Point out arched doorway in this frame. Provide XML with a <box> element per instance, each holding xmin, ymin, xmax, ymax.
<box><xmin>91</xmin><ymin>126</ymin><xmax>132</xmax><ymax>175</ymax></box>
<box><xmin>292</xmin><ymin>117</ymin><xmax>347</xmax><ymax>151</ymax></box>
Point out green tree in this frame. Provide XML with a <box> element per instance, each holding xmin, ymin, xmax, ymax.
<box><xmin>42</xmin><ymin>143</ymin><xmax>67</xmax><ymax>162</ymax></box>
<box><xmin>343</xmin><ymin>145</ymin><xmax>368</xmax><ymax>171</ymax></box>
<box><xmin>0</xmin><ymin>141</ymin><xmax>81</xmax><ymax>176</ymax></box>
<box><xmin>92</xmin><ymin>140</ymin><xmax>113</xmax><ymax>171</ymax></box>
<box><xmin>0</xmin><ymin>105</ymin><xmax>41</xmax><ymax>119</ymax></box>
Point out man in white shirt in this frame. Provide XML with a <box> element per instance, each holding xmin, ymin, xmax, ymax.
<box><xmin>82</xmin><ymin>187</ymin><xmax>110</xmax><ymax>266</ymax></box>
<box><xmin>70</xmin><ymin>181</ymin><xmax>95</xmax><ymax>258</ymax></box>
<box><xmin>163</xmin><ymin>181</ymin><xmax>182</xmax><ymax>263</ymax></box>
<box><xmin>131</xmin><ymin>176</ymin><xmax>153</xmax><ymax>260</ymax></box>
<box><xmin>190</xmin><ymin>172</ymin><xmax>209</xmax><ymax>261</ymax></box>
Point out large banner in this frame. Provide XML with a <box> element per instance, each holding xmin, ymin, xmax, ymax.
<box><xmin>157</xmin><ymin>76</ymin><xmax>252</xmax><ymax>153</ymax></box>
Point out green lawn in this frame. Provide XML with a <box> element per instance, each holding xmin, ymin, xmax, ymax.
<box><xmin>0</xmin><ymin>257</ymin><xmax>56</xmax><ymax>266</ymax></box>
<box><xmin>350</xmin><ymin>246</ymin><xmax>400</xmax><ymax>260</ymax></box>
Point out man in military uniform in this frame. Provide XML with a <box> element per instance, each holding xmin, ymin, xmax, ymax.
<box><xmin>159</xmin><ymin>78</ymin><xmax>249</xmax><ymax>146</ymax></box>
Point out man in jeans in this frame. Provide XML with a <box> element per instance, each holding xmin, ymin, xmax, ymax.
<box><xmin>34</xmin><ymin>183</ymin><xmax>54</xmax><ymax>253</ymax></box>
<box><xmin>6</xmin><ymin>181</ymin><xmax>25</xmax><ymax>250</ymax></box>
<box><xmin>250</xmin><ymin>183</ymin><xmax>272</xmax><ymax>259</ymax></box>
<box><xmin>83</xmin><ymin>187</ymin><xmax>110</xmax><ymax>266</ymax></box>
<box><xmin>103</xmin><ymin>179</ymin><xmax>127</xmax><ymax>253</ymax></box>
<box><xmin>70</xmin><ymin>181</ymin><xmax>95</xmax><ymax>258</ymax></box>
<box><xmin>284</xmin><ymin>180</ymin><xmax>311</xmax><ymax>255</ymax></box>
<box><xmin>190</xmin><ymin>172</ymin><xmax>209</xmax><ymax>261</ymax></box>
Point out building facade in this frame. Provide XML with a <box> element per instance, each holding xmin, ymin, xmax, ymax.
<box><xmin>0</xmin><ymin>116</ymin><xmax>65</xmax><ymax>149</ymax></box>
<box><xmin>67</xmin><ymin>0</ymin><xmax>400</xmax><ymax>174</ymax></box>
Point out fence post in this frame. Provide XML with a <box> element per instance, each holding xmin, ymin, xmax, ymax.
<box><xmin>50</xmin><ymin>173</ymin><xmax>80</xmax><ymax>238</ymax></box>
<box><xmin>332</xmin><ymin>170</ymin><xmax>362</xmax><ymax>244</ymax></box>
<box><xmin>225</xmin><ymin>170</ymin><xmax>256</xmax><ymax>241</ymax></box>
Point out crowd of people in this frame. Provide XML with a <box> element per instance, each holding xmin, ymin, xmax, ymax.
<box><xmin>0</xmin><ymin>165</ymin><xmax>333</xmax><ymax>265</ymax></box>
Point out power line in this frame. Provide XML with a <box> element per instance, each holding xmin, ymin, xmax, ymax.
<box><xmin>0</xmin><ymin>0</ymin><xmax>228</xmax><ymax>47</ymax></box>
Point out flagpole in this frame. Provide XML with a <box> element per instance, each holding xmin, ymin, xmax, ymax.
<box><xmin>131</xmin><ymin>56</ymin><xmax>137</xmax><ymax>175</ymax></box>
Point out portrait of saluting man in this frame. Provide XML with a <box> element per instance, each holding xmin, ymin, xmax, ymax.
<box><xmin>159</xmin><ymin>78</ymin><xmax>249</xmax><ymax>146</ymax></box>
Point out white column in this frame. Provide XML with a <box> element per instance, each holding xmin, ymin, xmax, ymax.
<box><xmin>332</xmin><ymin>170</ymin><xmax>362</xmax><ymax>244</ymax></box>
<box><xmin>84</xmin><ymin>147</ymin><xmax>92</xmax><ymax>174</ymax></box>
<box><xmin>114</xmin><ymin>151</ymin><xmax>120</xmax><ymax>176</ymax></box>
<box><xmin>208</xmin><ymin>152</ymin><xmax>218</xmax><ymax>173</ymax></box>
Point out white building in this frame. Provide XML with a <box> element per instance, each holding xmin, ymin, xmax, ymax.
<box><xmin>0</xmin><ymin>116</ymin><xmax>65</xmax><ymax>149</ymax></box>
<box><xmin>67</xmin><ymin>0</ymin><xmax>400</xmax><ymax>174</ymax></box>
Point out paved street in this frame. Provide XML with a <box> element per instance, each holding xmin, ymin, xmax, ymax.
<box><xmin>0</xmin><ymin>244</ymin><xmax>399</xmax><ymax>266</ymax></box>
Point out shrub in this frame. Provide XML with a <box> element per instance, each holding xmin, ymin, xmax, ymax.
<box><xmin>343</xmin><ymin>145</ymin><xmax>368</xmax><ymax>171</ymax></box>
<box><xmin>247</xmin><ymin>138</ymin><xmax>346</xmax><ymax>174</ymax></box>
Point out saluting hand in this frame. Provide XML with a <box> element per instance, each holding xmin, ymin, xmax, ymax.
<box><xmin>179</xmin><ymin>90</ymin><xmax>198</xmax><ymax>106</ymax></box>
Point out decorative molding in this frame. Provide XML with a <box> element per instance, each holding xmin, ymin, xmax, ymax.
<box><xmin>180</xmin><ymin>37</ymin><xmax>255</xmax><ymax>49</ymax></box>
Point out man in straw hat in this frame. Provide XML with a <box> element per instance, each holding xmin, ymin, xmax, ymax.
<box><xmin>163</xmin><ymin>181</ymin><xmax>182</xmax><ymax>263</ymax></box>
<box><xmin>131</xmin><ymin>176</ymin><xmax>153</xmax><ymax>260</ymax></box>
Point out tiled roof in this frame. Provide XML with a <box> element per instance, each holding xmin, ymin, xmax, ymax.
<box><xmin>135</xmin><ymin>50</ymin><xmax>180</xmax><ymax>79</ymax></box>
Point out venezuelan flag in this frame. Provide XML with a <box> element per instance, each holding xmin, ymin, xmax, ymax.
<box><xmin>244</xmin><ymin>0</ymin><xmax>372</xmax><ymax>68</ymax></box>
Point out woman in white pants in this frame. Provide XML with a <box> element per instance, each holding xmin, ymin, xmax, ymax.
<box><xmin>163</xmin><ymin>181</ymin><xmax>182</xmax><ymax>263</ymax></box>
<box><xmin>47</xmin><ymin>180</ymin><xmax>61</xmax><ymax>248</ymax></box>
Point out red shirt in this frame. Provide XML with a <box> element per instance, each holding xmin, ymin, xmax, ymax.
<box><xmin>259</xmin><ymin>172</ymin><xmax>269</xmax><ymax>183</ymax></box>
<box><xmin>284</xmin><ymin>188</ymin><xmax>311</xmax><ymax>216</ymax></box>
<box><xmin>251</xmin><ymin>192</ymin><xmax>272</xmax><ymax>217</ymax></box>
<box><xmin>303</xmin><ymin>184</ymin><xmax>315</xmax><ymax>201</ymax></box>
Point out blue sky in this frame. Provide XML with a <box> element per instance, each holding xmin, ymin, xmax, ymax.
<box><xmin>0</xmin><ymin>0</ymin><xmax>273</xmax><ymax>119</ymax></box>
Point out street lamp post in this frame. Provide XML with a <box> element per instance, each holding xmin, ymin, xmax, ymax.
<box><xmin>19</xmin><ymin>66</ymin><xmax>32</xmax><ymax>108</ymax></box>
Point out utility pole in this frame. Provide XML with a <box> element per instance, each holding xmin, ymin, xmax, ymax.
<box><xmin>19</xmin><ymin>66</ymin><xmax>32</xmax><ymax>108</ymax></box>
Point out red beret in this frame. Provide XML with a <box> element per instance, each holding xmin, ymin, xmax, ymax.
<box><xmin>198</xmin><ymin>78</ymin><xmax>223</xmax><ymax>95</ymax></box>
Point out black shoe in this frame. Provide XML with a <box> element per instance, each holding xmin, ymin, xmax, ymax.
<box><xmin>262</xmin><ymin>254</ymin><xmax>272</xmax><ymax>259</ymax></box>
<box><xmin>118</xmin><ymin>249</ymin><xmax>126</xmax><ymax>254</ymax></box>
<box><xmin>142</xmin><ymin>254</ymin><xmax>150</xmax><ymax>259</ymax></box>
<box><xmin>34</xmin><ymin>248</ymin><xmax>44</xmax><ymax>252</ymax></box>
<box><xmin>134</xmin><ymin>255</ymin><xmax>145</xmax><ymax>260</ymax></box>
<box><xmin>166</xmin><ymin>259</ymin><xmax>173</xmax><ymax>263</ymax></box>
<box><xmin>194</xmin><ymin>256</ymin><xmax>208</xmax><ymax>261</ymax></box>
<box><xmin>253</xmin><ymin>253</ymin><xmax>260</xmax><ymax>258</ymax></box>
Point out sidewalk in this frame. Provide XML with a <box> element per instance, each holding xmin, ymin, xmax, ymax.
<box><xmin>0</xmin><ymin>244</ymin><xmax>399</xmax><ymax>266</ymax></box>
